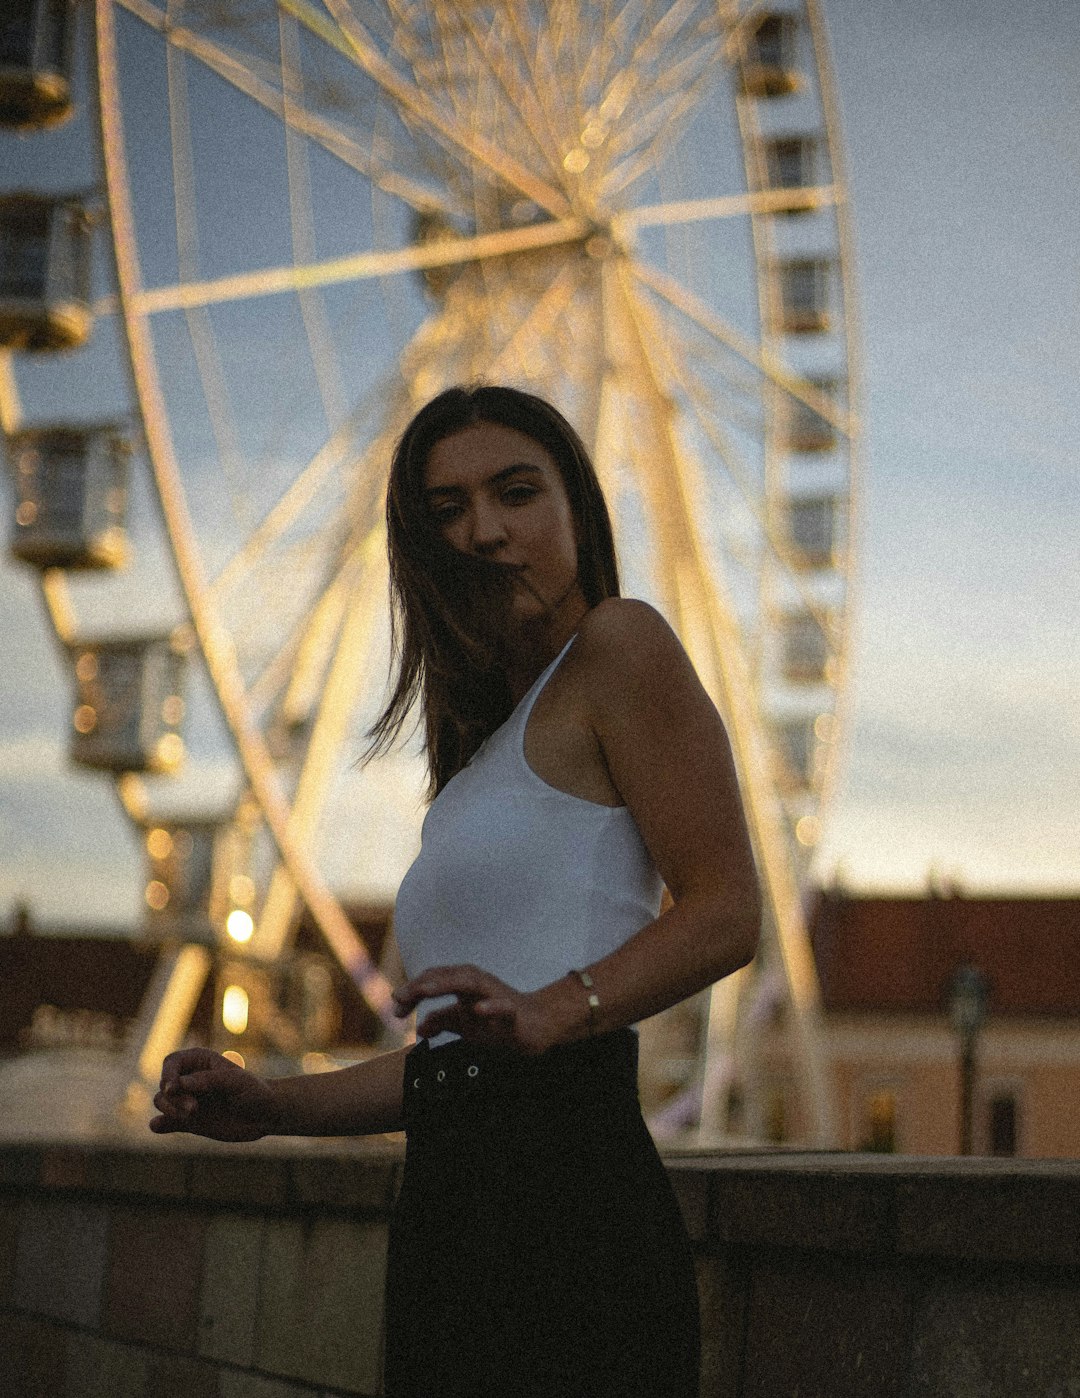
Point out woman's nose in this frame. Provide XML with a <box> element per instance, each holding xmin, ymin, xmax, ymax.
<box><xmin>468</xmin><ymin>501</ymin><xmax>508</xmax><ymax>553</ymax></box>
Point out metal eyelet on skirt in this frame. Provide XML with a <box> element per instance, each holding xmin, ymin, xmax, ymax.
<box><xmin>436</xmin><ymin>1069</ymin><xmax>446</xmax><ymax>1082</ymax></box>
<box><xmin>467</xmin><ymin>1064</ymin><xmax>479</xmax><ymax>1078</ymax></box>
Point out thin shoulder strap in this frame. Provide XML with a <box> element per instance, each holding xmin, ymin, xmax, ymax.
<box><xmin>515</xmin><ymin>632</ymin><xmax>578</xmax><ymax>730</ymax></box>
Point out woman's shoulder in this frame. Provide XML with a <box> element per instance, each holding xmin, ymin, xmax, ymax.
<box><xmin>570</xmin><ymin>598</ymin><xmax>727</xmax><ymax>780</ymax></box>
<box><xmin>575</xmin><ymin>597</ymin><xmax>684</xmax><ymax>671</ymax></box>
<box><xmin>570</xmin><ymin>598</ymin><xmax>696</xmax><ymax>710</ymax></box>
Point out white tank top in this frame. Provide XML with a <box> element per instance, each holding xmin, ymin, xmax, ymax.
<box><xmin>393</xmin><ymin>633</ymin><xmax>664</xmax><ymax>1044</ymax></box>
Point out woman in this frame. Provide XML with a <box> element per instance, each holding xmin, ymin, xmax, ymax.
<box><xmin>150</xmin><ymin>385</ymin><xmax>762</xmax><ymax>1398</ymax></box>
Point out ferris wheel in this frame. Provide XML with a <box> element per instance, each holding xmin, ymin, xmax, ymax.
<box><xmin>1</xmin><ymin>0</ymin><xmax>858</xmax><ymax>1144</ymax></box>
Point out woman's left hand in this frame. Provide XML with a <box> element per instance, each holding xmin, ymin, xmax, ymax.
<box><xmin>392</xmin><ymin>964</ymin><xmax>566</xmax><ymax>1056</ymax></box>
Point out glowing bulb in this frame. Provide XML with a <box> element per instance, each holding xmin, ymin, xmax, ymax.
<box><xmin>146</xmin><ymin>827</ymin><xmax>173</xmax><ymax>859</ymax></box>
<box><xmin>222</xmin><ymin>1050</ymin><xmax>245</xmax><ymax>1068</ymax></box>
<box><xmin>75</xmin><ymin>652</ymin><xmax>98</xmax><ymax>682</ymax></box>
<box><xmin>563</xmin><ymin>147</ymin><xmax>589</xmax><ymax>173</ymax></box>
<box><xmin>226</xmin><ymin>909</ymin><xmax>254</xmax><ymax>944</ymax></box>
<box><xmin>145</xmin><ymin>880</ymin><xmax>170</xmax><ymax>911</ymax></box>
<box><xmin>155</xmin><ymin>732</ymin><xmax>184</xmax><ymax>768</ymax></box>
<box><xmin>73</xmin><ymin>704</ymin><xmax>97</xmax><ymax>734</ymax></box>
<box><xmin>222</xmin><ymin>985</ymin><xmax>249</xmax><ymax>1035</ymax></box>
<box><xmin>15</xmin><ymin>501</ymin><xmax>37</xmax><ymax>526</ymax></box>
<box><xmin>795</xmin><ymin>817</ymin><xmax>819</xmax><ymax>847</ymax></box>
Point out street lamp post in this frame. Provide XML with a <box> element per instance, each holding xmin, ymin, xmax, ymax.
<box><xmin>948</xmin><ymin>962</ymin><xmax>989</xmax><ymax>1156</ymax></box>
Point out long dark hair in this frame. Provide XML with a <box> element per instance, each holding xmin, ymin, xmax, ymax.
<box><xmin>367</xmin><ymin>385</ymin><xmax>620</xmax><ymax>798</ymax></box>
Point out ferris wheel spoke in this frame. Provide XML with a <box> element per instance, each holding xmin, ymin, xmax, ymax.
<box><xmin>485</xmin><ymin>261</ymin><xmax>583</xmax><ymax>382</ymax></box>
<box><xmin>592</xmin><ymin>0</ymin><xmax>720</xmax><ymax>143</ymax></box>
<box><xmin>629</xmin><ymin>280</ymin><xmax>844</xmax><ymax>664</ymax></box>
<box><xmin>319</xmin><ymin>0</ymin><xmax>573</xmax><ymax>219</ymax></box>
<box><xmin>600</xmin><ymin>29</ymin><xmax>723</xmax><ymax>180</ymax></box>
<box><xmin>620</xmin><ymin>185</ymin><xmax>839</xmax><ymax>232</ymax></box>
<box><xmin>278</xmin><ymin>535</ymin><xmax>377</xmax><ymax>729</ymax></box>
<box><xmin>649</xmin><ymin>320</ymin><xmax>838</xmax><ymax>633</ymax></box>
<box><xmin>630</xmin><ymin>260</ymin><xmax>851</xmax><ymax>435</ymax></box>
<box><xmin>209</xmin><ymin>425</ymin><xmax>355</xmax><ymax>600</ymax></box>
<box><xmin>279</xmin><ymin>9</ymin><xmax>347</xmax><ymax>428</ymax></box>
<box><xmin>208</xmin><ymin>328</ymin><xmax>436</xmax><ymax>604</ymax></box>
<box><xmin>246</xmin><ymin>535</ymin><xmax>366</xmax><ymax>721</ymax></box>
<box><xmin>251</xmin><ymin>528</ymin><xmax>389</xmax><ymax>965</ymax></box>
<box><xmin>441</xmin><ymin>5</ymin><xmax>566</xmax><ymax>190</ymax></box>
<box><xmin>575</xmin><ymin>0</ymin><xmax>636</xmax><ymax>100</ymax></box>
<box><xmin>116</xmin><ymin>0</ymin><xmax>445</xmax><ymax>213</ymax></box>
<box><xmin>0</xmin><ymin>351</ymin><xmax>23</xmax><ymax>434</ymax></box>
<box><xmin>165</xmin><ymin>40</ymin><xmax>251</xmax><ymax>533</ymax></box>
<box><xmin>120</xmin><ymin>216</ymin><xmax>588</xmax><ymax>316</ymax></box>
<box><xmin>718</xmin><ymin>0</ymin><xmax>772</xmax><ymax>60</ymax></box>
<box><xmin>501</xmin><ymin>3</ymin><xmax>578</xmax><ymax>168</ymax></box>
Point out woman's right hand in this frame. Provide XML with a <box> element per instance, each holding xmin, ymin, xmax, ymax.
<box><xmin>149</xmin><ymin>1048</ymin><xmax>282</xmax><ymax>1142</ymax></box>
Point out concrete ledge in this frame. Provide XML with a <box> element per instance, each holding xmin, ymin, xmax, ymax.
<box><xmin>2</xmin><ymin>1142</ymin><xmax>1078</xmax><ymax>1397</ymax></box>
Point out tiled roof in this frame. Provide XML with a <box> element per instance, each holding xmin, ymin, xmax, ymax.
<box><xmin>809</xmin><ymin>891</ymin><xmax>1080</xmax><ymax>1016</ymax></box>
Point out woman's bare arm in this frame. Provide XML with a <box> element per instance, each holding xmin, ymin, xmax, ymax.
<box><xmin>536</xmin><ymin>596</ymin><xmax>762</xmax><ymax>1036</ymax></box>
<box><xmin>150</xmin><ymin>1045</ymin><xmax>408</xmax><ymax>1139</ymax></box>
<box><xmin>271</xmin><ymin>1048</ymin><xmax>408</xmax><ymax>1135</ymax></box>
<box><xmin>393</xmin><ymin>598</ymin><xmax>762</xmax><ymax>1051</ymax></box>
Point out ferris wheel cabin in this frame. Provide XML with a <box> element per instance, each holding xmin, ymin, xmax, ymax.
<box><xmin>0</xmin><ymin>0</ymin><xmax>76</xmax><ymax>131</ymax></box>
<box><xmin>6</xmin><ymin>422</ymin><xmax>130</xmax><ymax>569</ymax></box>
<box><xmin>0</xmin><ymin>191</ymin><xmax>92</xmax><ymax>351</ymax></box>
<box><xmin>785</xmin><ymin>493</ymin><xmax>837</xmax><ymax>572</ymax></box>
<box><xmin>143</xmin><ymin>821</ymin><xmax>223</xmax><ymax>944</ymax></box>
<box><xmin>778</xmin><ymin>377</ymin><xmax>838</xmax><ymax>454</ymax></box>
<box><xmin>738</xmin><ymin>11</ymin><xmax>801</xmax><ymax>99</ymax></box>
<box><xmin>69</xmin><ymin>635</ymin><xmax>188</xmax><ymax>774</ymax></box>
<box><xmin>772</xmin><ymin>715</ymin><xmax>820</xmax><ymax>790</ymax></box>
<box><xmin>781</xmin><ymin>610</ymin><xmax>831</xmax><ymax>686</ymax></box>
<box><xmin>775</xmin><ymin>257</ymin><xmax>833</xmax><ymax>335</ymax></box>
<box><xmin>764</xmin><ymin>135</ymin><xmax>819</xmax><ymax>214</ymax></box>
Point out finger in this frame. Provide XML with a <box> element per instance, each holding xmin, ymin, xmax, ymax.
<box><xmin>154</xmin><ymin>1088</ymin><xmax>196</xmax><ymax>1115</ymax></box>
<box><xmin>397</xmin><ymin>965</ymin><xmax>503</xmax><ymax>1008</ymax></box>
<box><xmin>415</xmin><ymin>1004</ymin><xmax>486</xmax><ymax>1040</ymax></box>
<box><xmin>160</xmin><ymin>1048</ymin><xmax>221</xmax><ymax>1091</ymax></box>
<box><xmin>161</xmin><ymin>1047</ymin><xmax>222</xmax><ymax>1077</ymax></box>
<box><xmin>474</xmin><ymin>999</ymin><xmax>515</xmax><ymax>1019</ymax></box>
<box><xmin>177</xmin><ymin>1067</ymin><xmax>235</xmax><ymax>1095</ymax></box>
<box><xmin>149</xmin><ymin>1115</ymin><xmax>183</xmax><ymax>1134</ymax></box>
<box><xmin>414</xmin><ymin>1008</ymin><xmax>458</xmax><ymax>1039</ymax></box>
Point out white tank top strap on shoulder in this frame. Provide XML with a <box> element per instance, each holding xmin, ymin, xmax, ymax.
<box><xmin>393</xmin><ymin>628</ymin><xmax>664</xmax><ymax>1044</ymax></box>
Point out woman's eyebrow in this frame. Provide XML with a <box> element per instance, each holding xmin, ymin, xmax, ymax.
<box><xmin>424</xmin><ymin>462</ymin><xmax>544</xmax><ymax>499</ymax></box>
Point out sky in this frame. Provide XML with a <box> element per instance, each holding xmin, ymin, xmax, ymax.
<box><xmin>0</xmin><ymin>0</ymin><xmax>1077</xmax><ymax>930</ymax></box>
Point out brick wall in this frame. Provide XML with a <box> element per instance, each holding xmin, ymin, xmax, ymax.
<box><xmin>2</xmin><ymin>1140</ymin><xmax>1079</xmax><ymax>1396</ymax></box>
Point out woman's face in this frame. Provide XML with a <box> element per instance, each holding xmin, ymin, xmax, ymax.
<box><xmin>422</xmin><ymin>422</ymin><xmax>585</xmax><ymax>629</ymax></box>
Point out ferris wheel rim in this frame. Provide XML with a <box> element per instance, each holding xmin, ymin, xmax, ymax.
<box><xmin>0</xmin><ymin>0</ymin><xmax>865</xmax><ymax>1136</ymax></box>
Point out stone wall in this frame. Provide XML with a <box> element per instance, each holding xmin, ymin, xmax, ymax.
<box><xmin>2</xmin><ymin>1139</ymin><xmax>1078</xmax><ymax>1396</ymax></box>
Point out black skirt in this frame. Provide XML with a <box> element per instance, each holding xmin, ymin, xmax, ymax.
<box><xmin>384</xmin><ymin>1029</ymin><xmax>700</xmax><ymax>1398</ymax></box>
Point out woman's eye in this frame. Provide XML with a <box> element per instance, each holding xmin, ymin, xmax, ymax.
<box><xmin>431</xmin><ymin>503</ymin><xmax>462</xmax><ymax>524</ymax></box>
<box><xmin>503</xmin><ymin>485</ymin><xmax>538</xmax><ymax>505</ymax></box>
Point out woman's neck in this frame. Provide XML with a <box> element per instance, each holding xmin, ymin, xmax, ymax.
<box><xmin>503</xmin><ymin>592</ymin><xmax>590</xmax><ymax>703</ymax></box>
